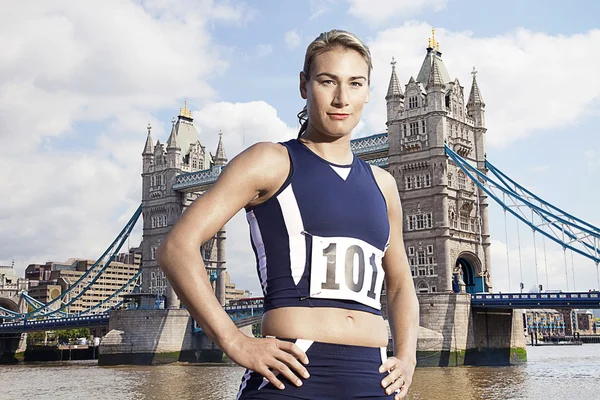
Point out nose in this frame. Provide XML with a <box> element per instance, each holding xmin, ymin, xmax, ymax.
<box><xmin>332</xmin><ymin>85</ymin><xmax>349</xmax><ymax>108</ymax></box>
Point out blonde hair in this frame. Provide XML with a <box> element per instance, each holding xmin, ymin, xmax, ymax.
<box><xmin>297</xmin><ymin>29</ymin><xmax>373</xmax><ymax>138</ymax></box>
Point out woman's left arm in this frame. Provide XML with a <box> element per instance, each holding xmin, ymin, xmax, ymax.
<box><xmin>372</xmin><ymin>167</ymin><xmax>419</xmax><ymax>399</ymax></box>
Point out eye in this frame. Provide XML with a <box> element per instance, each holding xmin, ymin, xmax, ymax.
<box><xmin>350</xmin><ymin>81</ymin><xmax>363</xmax><ymax>87</ymax></box>
<box><xmin>321</xmin><ymin>79</ymin><xmax>336</xmax><ymax>85</ymax></box>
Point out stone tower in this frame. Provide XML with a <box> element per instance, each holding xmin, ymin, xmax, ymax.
<box><xmin>386</xmin><ymin>29</ymin><xmax>492</xmax><ymax>294</ymax></box>
<box><xmin>141</xmin><ymin>102</ymin><xmax>229</xmax><ymax>307</ymax></box>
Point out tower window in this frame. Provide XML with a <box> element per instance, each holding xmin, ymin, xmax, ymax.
<box><xmin>416</xmin><ymin>214</ymin><xmax>424</xmax><ymax>230</ymax></box>
<box><xmin>424</xmin><ymin>173</ymin><xmax>431</xmax><ymax>187</ymax></box>
<box><xmin>460</xmin><ymin>215</ymin><xmax>469</xmax><ymax>231</ymax></box>
<box><xmin>408</xmin><ymin>96</ymin><xmax>418</xmax><ymax>109</ymax></box>
<box><xmin>426</xmin><ymin>213</ymin><xmax>433</xmax><ymax>228</ymax></box>
<box><xmin>422</xmin><ymin>120</ymin><xmax>426</xmax><ymax>134</ymax></box>
<box><xmin>427</xmin><ymin>245</ymin><xmax>433</xmax><ymax>254</ymax></box>
<box><xmin>458</xmin><ymin>171</ymin><xmax>466</xmax><ymax>190</ymax></box>
<box><xmin>415</xmin><ymin>175</ymin><xmax>422</xmax><ymax>189</ymax></box>
<box><xmin>418</xmin><ymin>251</ymin><xmax>426</xmax><ymax>265</ymax></box>
<box><xmin>410</xmin><ymin>122</ymin><xmax>419</xmax><ymax>136</ymax></box>
<box><xmin>407</xmin><ymin>216</ymin><xmax>415</xmax><ymax>231</ymax></box>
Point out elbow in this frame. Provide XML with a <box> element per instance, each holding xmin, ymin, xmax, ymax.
<box><xmin>156</xmin><ymin>239</ymin><xmax>173</xmax><ymax>272</ymax></box>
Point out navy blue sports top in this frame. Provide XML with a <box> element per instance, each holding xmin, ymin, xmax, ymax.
<box><xmin>245</xmin><ymin>139</ymin><xmax>390</xmax><ymax>315</ymax></box>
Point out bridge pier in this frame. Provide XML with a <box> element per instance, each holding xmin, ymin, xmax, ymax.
<box><xmin>98</xmin><ymin>309</ymin><xmax>224</xmax><ymax>365</ymax></box>
<box><xmin>415</xmin><ymin>293</ymin><xmax>526</xmax><ymax>367</ymax></box>
<box><xmin>0</xmin><ymin>333</ymin><xmax>27</xmax><ymax>363</ymax></box>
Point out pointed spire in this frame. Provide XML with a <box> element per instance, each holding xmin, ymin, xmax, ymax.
<box><xmin>179</xmin><ymin>100</ymin><xmax>193</xmax><ymax>120</ymax></box>
<box><xmin>167</xmin><ymin>117</ymin><xmax>180</xmax><ymax>150</ymax></box>
<box><xmin>143</xmin><ymin>123</ymin><xmax>153</xmax><ymax>155</ymax></box>
<box><xmin>467</xmin><ymin>66</ymin><xmax>485</xmax><ymax>107</ymax></box>
<box><xmin>386</xmin><ymin>57</ymin><xmax>404</xmax><ymax>100</ymax></box>
<box><xmin>426</xmin><ymin>55</ymin><xmax>445</xmax><ymax>90</ymax></box>
<box><xmin>214</xmin><ymin>130</ymin><xmax>227</xmax><ymax>166</ymax></box>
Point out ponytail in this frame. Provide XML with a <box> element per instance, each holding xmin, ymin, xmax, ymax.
<box><xmin>297</xmin><ymin>105</ymin><xmax>308</xmax><ymax>139</ymax></box>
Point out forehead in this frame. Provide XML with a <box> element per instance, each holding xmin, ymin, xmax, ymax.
<box><xmin>311</xmin><ymin>47</ymin><xmax>369</xmax><ymax>77</ymax></box>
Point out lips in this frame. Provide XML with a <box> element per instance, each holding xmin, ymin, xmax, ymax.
<box><xmin>328</xmin><ymin>113</ymin><xmax>350</xmax><ymax>120</ymax></box>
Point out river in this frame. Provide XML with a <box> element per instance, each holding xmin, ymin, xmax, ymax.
<box><xmin>1</xmin><ymin>344</ymin><xmax>599</xmax><ymax>400</ymax></box>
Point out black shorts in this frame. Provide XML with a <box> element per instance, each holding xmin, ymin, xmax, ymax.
<box><xmin>236</xmin><ymin>339</ymin><xmax>395</xmax><ymax>399</ymax></box>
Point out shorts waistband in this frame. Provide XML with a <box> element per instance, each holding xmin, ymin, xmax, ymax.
<box><xmin>276</xmin><ymin>337</ymin><xmax>386</xmax><ymax>360</ymax></box>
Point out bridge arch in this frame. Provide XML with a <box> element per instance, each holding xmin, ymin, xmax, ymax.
<box><xmin>0</xmin><ymin>298</ymin><xmax>19</xmax><ymax>324</ymax></box>
<box><xmin>453</xmin><ymin>252</ymin><xmax>485</xmax><ymax>294</ymax></box>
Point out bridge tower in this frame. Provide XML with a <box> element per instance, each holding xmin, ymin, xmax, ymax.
<box><xmin>386</xmin><ymin>29</ymin><xmax>492</xmax><ymax>295</ymax></box>
<box><xmin>141</xmin><ymin>102</ymin><xmax>228</xmax><ymax>307</ymax></box>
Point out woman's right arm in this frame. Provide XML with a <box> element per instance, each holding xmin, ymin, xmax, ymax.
<box><xmin>156</xmin><ymin>142</ymin><xmax>309</xmax><ymax>389</ymax></box>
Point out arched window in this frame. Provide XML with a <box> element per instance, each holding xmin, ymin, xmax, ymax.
<box><xmin>417</xmin><ymin>281</ymin><xmax>429</xmax><ymax>293</ymax></box>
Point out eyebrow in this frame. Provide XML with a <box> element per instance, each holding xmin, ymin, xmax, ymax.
<box><xmin>315</xmin><ymin>72</ymin><xmax>367</xmax><ymax>81</ymax></box>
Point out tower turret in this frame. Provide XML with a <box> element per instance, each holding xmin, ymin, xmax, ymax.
<box><xmin>166</xmin><ymin>117</ymin><xmax>181</xmax><ymax>169</ymax></box>
<box><xmin>386</xmin><ymin>57</ymin><xmax>404</xmax><ymax>124</ymax></box>
<box><xmin>426</xmin><ymin>51</ymin><xmax>446</xmax><ymax>112</ymax></box>
<box><xmin>142</xmin><ymin>123</ymin><xmax>154</xmax><ymax>174</ymax></box>
<box><xmin>213</xmin><ymin>130</ymin><xmax>227</xmax><ymax>167</ymax></box>
<box><xmin>467</xmin><ymin>66</ymin><xmax>486</xmax><ymax>128</ymax></box>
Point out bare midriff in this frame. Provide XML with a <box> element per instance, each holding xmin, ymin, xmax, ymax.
<box><xmin>261</xmin><ymin>307</ymin><xmax>388</xmax><ymax>348</ymax></box>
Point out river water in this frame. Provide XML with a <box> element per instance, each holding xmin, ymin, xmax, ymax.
<box><xmin>1</xmin><ymin>345</ymin><xmax>599</xmax><ymax>400</ymax></box>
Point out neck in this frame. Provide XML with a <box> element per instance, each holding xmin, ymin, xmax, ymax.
<box><xmin>300</xmin><ymin>122</ymin><xmax>354</xmax><ymax>165</ymax></box>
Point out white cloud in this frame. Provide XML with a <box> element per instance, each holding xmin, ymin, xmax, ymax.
<box><xmin>285</xmin><ymin>30</ymin><xmax>302</xmax><ymax>50</ymax></box>
<box><xmin>347</xmin><ymin>0</ymin><xmax>447</xmax><ymax>24</ymax></box>
<box><xmin>363</xmin><ymin>23</ymin><xmax>600</xmax><ymax>148</ymax></box>
<box><xmin>0</xmin><ymin>0</ymin><xmax>252</xmax><ymax>277</ymax></box>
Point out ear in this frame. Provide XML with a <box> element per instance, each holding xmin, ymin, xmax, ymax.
<box><xmin>365</xmin><ymin>87</ymin><xmax>370</xmax><ymax>104</ymax></box>
<box><xmin>299</xmin><ymin>71</ymin><xmax>308</xmax><ymax>100</ymax></box>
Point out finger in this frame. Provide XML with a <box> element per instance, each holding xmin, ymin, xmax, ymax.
<box><xmin>270</xmin><ymin>360</ymin><xmax>303</xmax><ymax>387</ymax></box>
<box><xmin>379</xmin><ymin>357</ymin><xmax>397</xmax><ymax>373</ymax></box>
<box><xmin>384</xmin><ymin>378</ymin><xmax>405</xmax><ymax>396</ymax></box>
<box><xmin>381</xmin><ymin>369</ymin><xmax>401</xmax><ymax>389</ymax></box>
<box><xmin>260</xmin><ymin>368</ymin><xmax>285</xmax><ymax>390</ymax></box>
<box><xmin>277</xmin><ymin>350</ymin><xmax>310</xmax><ymax>379</ymax></box>
<box><xmin>394</xmin><ymin>384</ymin><xmax>409</xmax><ymax>399</ymax></box>
<box><xmin>279</xmin><ymin>341</ymin><xmax>310</xmax><ymax>365</ymax></box>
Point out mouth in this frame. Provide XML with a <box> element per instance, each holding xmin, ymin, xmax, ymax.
<box><xmin>327</xmin><ymin>113</ymin><xmax>351</xmax><ymax>120</ymax></box>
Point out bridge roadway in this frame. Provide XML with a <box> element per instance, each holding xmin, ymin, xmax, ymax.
<box><xmin>471</xmin><ymin>291</ymin><xmax>600</xmax><ymax>309</ymax></box>
<box><xmin>3</xmin><ymin>292</ymin><xmax>599</xmax><ymax>334</ymax></box>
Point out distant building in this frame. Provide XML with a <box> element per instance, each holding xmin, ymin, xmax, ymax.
<box><xmin>557</xmin><ymin>309</ymin><xmax>597</xmax><ymax>335</ymax></box>
<box><xmin>576</xmin><ymin>310</ymin><xmax>596</xmax><ymax>334</ymax></box>
<box><xmin>24</xmin><ymin>248</ymin><xmax>141</xmax><ymax>314</ymax></box>
<box><xmin>525</xmin><ymin>309</ymin><xmax>566</xmax><ymax>338</ymax></box>
<box><xmin>223</xmin><ymin>271</ymin><xmax>250</xmax><ymax>305</ymax></box>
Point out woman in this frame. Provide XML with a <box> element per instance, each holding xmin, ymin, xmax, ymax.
<box><xmin>157</xmin><ymin>29</ymin><xmax>419</xmax><ymax>400</ymax></box>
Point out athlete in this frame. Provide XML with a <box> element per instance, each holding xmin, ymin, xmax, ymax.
<box><xmin>157</xmin><ymin>29</ymin><xmax>419</xmax><ymax>399</ymax></box>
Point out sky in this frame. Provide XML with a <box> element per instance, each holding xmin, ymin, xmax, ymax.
<box><xmin>1</xmin><ymin>0</ymin><xmax>599</xmax><ymax>298</ymax></box>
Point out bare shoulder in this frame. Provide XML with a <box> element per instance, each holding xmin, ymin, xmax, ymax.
<box><xmin>227</xmin><ymin>141</ymin><xmax>290</xmax><ymax>183</ymax></box>
<box><xmin>233</xmin><ymin>141</ymin><xmax>291</xmax><ymax>206</ymax></box>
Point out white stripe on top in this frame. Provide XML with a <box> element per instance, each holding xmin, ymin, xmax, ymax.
<box><xmin>277</xmin><ymin>185</ymin><xmax>306</xmax><ymax>285</ymax></box>
<box><xmin>247</xmin><ymin>210</ymin><xmax>268</xmax><ymax>294</ymax></box>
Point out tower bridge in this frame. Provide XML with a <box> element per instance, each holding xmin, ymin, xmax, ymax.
<box><xmin>2</xmin><ymin>30</ymin><xmax>599</xmax><ymax>366</ymax></box>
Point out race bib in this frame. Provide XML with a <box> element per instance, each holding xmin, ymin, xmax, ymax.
<box><xmin>309</xmin><ymin>235</ymin><xmax>385</xmax><ymax>310</ymax></box>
